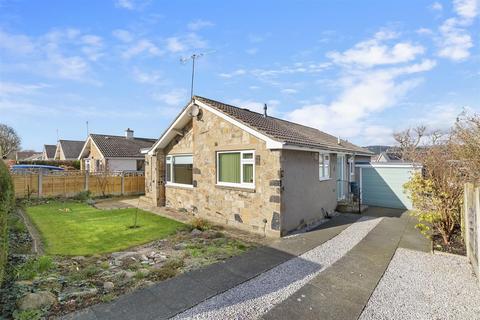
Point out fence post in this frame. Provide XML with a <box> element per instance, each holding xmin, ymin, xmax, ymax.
<box><xmin>38</xmin><ymin>172</ymin><xmax>43</xmax><ymax>198</ymax></box>
<box><xmin>84</xmin><ymin>172</ymin><xmax>89</xmax><ymax>192</ymax></box>
<box><xmin>475</xmin><ymin>186</ymin><xmax>480</xmax><ymax>282</ymax></box>
<box><xmin>464</xmin><ymin>183</ymin><xmax>472</xmax><ymax>260</ymax></box>
<box><xmin>121</xmin><ymin>173</ymin><xmax>125</xmax><ymax>195</ymax></box>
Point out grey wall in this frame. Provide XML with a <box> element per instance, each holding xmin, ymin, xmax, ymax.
<box><xmin>281</xmin><ymin>150</ymin><xmax>338</xmax><ymax>234</ymax></box>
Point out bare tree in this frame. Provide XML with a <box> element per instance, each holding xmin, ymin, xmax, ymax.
<box><xmin>452</xmin><ymin>112</ymin><xmax>480</xmax><ymax>182</ymax></box>
<box><xmin>392</xmin><ymin>125</ymin><xmax>426</xmax><ymax>161</ymax></box>
<box><xmin>0</xmin><ymin>124</ymin><xmax>21</xmax><ymax>158</ymax></box>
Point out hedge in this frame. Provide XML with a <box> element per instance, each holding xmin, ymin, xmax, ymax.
<box><xmin>17</xmin><ymin>160</ymin><xmax>81</xmax><ymax>170</ymax></box>
<box><xmin>0</xmin><ymin>160</ymin><xmax>14</xmax><ymax>286</ymax></box>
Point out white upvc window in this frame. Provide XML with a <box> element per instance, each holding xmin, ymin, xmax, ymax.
<box><xmin>166</xmin><ymin>154</ymin><xmax>193</xmax><ymax>187</ymax></box>
<box><xmin>216</xmin><ymin>150</ymin><xmax>255</xmax><ymax>189</ymax></box>
<box><xmin>319</xmin><ymin>153</ymin><xmax>330</xmax><ymax>180</ymax></box>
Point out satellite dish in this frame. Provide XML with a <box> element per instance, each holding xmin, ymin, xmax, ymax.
<box><xmin>190</xmin><ymin>104</ymin><xmax>200</xmax><ymax>117</ymax></box>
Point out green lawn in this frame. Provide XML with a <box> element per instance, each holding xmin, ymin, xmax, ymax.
<box><xmin>26</xmin><ymin>201</ymin><xmax>184</xmax><ymax>256</ymax></box>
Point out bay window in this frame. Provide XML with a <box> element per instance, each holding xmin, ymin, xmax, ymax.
<box><xmin>217</xmin><ymin>150</ymin><xmax>255</xmax><ymax>188</ymax></box>
<box><xmin>319</xmin><ymin>153</ymin><xmax>330</xmax><ymax>180</ymax></box>
<box><xmin>166</xmin><ymin>155</ymin><xmax>193</xmax><ymax>186</ymax></box>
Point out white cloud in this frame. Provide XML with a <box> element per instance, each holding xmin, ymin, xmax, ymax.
<box><xmin>287</xmin><ymin>55</ymin><xmax>436</xmax><ymax>143</ymax></box>
<box><xmin>122</xmin><ymin>39</ymin><xmax>162</xmax><ymax>59</ymax></box>
<box><xmin>115</xmin><ymin>0</ymin><xmax>134</xmax><ymax>9</ymax></box>
<box><xmin>219</xmin><ymin>69</ymin><xmax>246</xmax><ymax>78</ymax></box>
<box><xmin>361</xmin><ymin>125</ymin><xmax>395</xmax><ymax>145</ymax></box>
<box><xmin>436</xmin><ymin>0</ymin><xmax>479</xmax><ymax>61</ymax></box>
<box><xmin>152</xmin><ymin>89</ymin><xmax>187</xmax><ymax>106</ymax></box>
<box><xmin>245</xmin><ymin>48</ymin><xmax>258</xmax><ymax>55</ymax></box>
<box><xmin>431</xmin><ymin>2</ymin><xmax>443</xmax><ymax>10</ymax></box>
<box><xmin>0</xmin><ymin>29</ymin><xmax>34</xmax><ymax>54</ymax></box>
<box><xmin>0</xmin><ymin>28</ymin><xmax>104</xmax><ymax>83</ymax></box>
<box><xmin>187</xmin><ymin>19</ymin><xmax>214</xmax><ymax>31</ymax></box>
<box><xmin>281</xmin><ymin>88</ymin><xmax>298</xmax><ymax>94</ymax></box>
<box><xmin>81</xmin><ymin>34</ymin><xmax>103</xmax><ymax>61</ymax></box>
<box><xmin>0</xmin><ymin>82</ymin><xmax>49</xmax><ymax>96</ymax></box>
<box><xmin>327</xmin><ymin>31</ymin><xmax>425</xmax><ymax>67</ymax></box>
<box><xmin>416</xmin><ymin>28</ymin><xmax>434</xmax><ymax>35</ymax></box>
<box><xmin>438</xmin><ymin>18</ymin><xmax>473</xmax><ymax>60</ymax></box>
<box><xmin>112</xmin><ymin>29</ymin><xmax>134</xmax><ymax>43</ymax></box>
<box><xmin>132</xmin><ymin>68</ymin><xmax>164</xmax><ymax>84</ymax></box>
<box><xmin>453</xmin><ymin>0</ymin><xmax>478</xmax><ymax>20</ymax></box>
<box><xmin>166</xmin><ymin>37</ymin><xmax>185</xmax><ymax>53</ymax></box>
<box><xmin>166</xmin><ymin>33</ymin><xmax>207</xmax><ymax>54</ymax></box>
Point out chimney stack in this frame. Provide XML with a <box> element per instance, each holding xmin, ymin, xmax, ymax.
<box><xmin>263</xmin><ymin>103</ymin><xmax>268</xmax><ymax>117</ymax></box>
<box><xmin>125</xmin><ymin>128</ymin><xmax>134</xmax><ymax>139</ymax></box>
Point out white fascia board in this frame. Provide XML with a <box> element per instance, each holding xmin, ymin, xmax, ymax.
<box><xmin>194</xmin><ymin>100</ymin><xmax>283</xmax><ymax>149</ymax></box>
<box><xmin>77</xmin><ymin>137</ymin><xmax>91</xmax><ymax>160</ymax></box>
<box><xmin>148</xmin><ymin>104</ymin><xmax>192</xmax><ymax>155</ymax></box>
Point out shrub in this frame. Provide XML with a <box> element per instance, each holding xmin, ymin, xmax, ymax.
<box><xmin>13</xmin><ymin>309</ymin><xmax>44</xmax><ymax>320</ymax></box>
<box><xmin>188</xmin><ymin>218</ymin><xmax>211</xmax><ymax>231</ymax></box>
<box><xmin>0</xmin><ymin>160</ymin><xmax>14</xmax><ymax>285</ymax></box>
<box><xmin>14</xmin><ymin>255</ymin><xmax>55</xmax><ymax>280</ymax></box>
<box><xmin>73</xmin><ymin>190</ymin><xmax>91</xmax><ymax>201</ymax></box>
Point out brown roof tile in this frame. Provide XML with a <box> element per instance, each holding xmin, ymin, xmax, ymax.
<box><xmin>91</xmin><ymin>134</ymin><xmax>156</xmax><ymax>158</ymax></box>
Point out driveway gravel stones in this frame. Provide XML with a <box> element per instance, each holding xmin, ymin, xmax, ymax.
<box><xmin>359</xmin><ymin>248</ymin><xmax>480</xmax><ymax>320</ymax></box>
<box><xmin>173</xmin><ymin>216</ymin><xmax>382</xmax><ymax>320</ymax></box>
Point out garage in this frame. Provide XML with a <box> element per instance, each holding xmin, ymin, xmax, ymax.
<box><xmin>356</xmin><ymin>163</ymin><xmax>421</xmax><ymax>210</ymax></box>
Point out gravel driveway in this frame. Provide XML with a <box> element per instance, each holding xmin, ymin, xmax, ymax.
<box><xmin>173</xmin><ymin>216</ymin><xmax>382</xmax><ymax>320</ymax></box>
<box><xmin>360</xmin><ymin>248</ymin><xmax>480</xmax><ymax>320</ymax></box>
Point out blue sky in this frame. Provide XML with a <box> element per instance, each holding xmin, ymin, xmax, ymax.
<box><xmin>1</xmin><ymin>0</ymin><xmax>479</xmax><ymax>150</ymax></box>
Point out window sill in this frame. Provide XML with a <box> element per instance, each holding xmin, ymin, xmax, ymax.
<box><xmin>215</xmin><ymin>184</ymin><xmax>256</xmax><ymax>193</ymax></box>
<box><xmin>165</xmin><ymin>183</ymin><xmax>194</xmax><ymax>189</ymax></box>
<box><xmin>319</xmin><ymin>178</ymin><xmax>331</xmax><ymax>182</ymax></box>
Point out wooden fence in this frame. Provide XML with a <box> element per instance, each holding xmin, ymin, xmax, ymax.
<box><xmin>12</xmin><ymin>171</ymin><xmax>145</xmax><ymax>198</ymax></box>
<box><xmin>464</xmin><ymin>183</ymin><xmax>480</xmax><ymax>283</ymax></box>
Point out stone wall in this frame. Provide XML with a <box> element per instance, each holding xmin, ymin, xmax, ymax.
<box><xmin>161</xmin><ymin>108</ymin><xmax>282</xmax><ymax>237</ymax></box>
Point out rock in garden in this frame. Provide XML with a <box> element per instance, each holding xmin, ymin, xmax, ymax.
<box><xmin>190</xmin><ymin>228</ymin><xmax>202</xmax><ymax>236</ymax></box>
<box><xmin>63</xmin><ymin>288</ymin><xmax>98</xmax><ymax>299</ymax></box>
<box><xmin>17</xmin><ymin>291</ymin><xmax>57</xmax><ymax>310</ymax></box>
<box><xmin>147</xmin><ymin>251</ymin><xmax>156</xmax><ymax>259</ymax></box>
<box><xmin>140</xmin><ymin>254</ymin><xmax>149</xmax><ymax>261</ymax></box>
<box><xmin>173</xmin><ymin>243</ymin><xmax>187</xmax><ymax>250</ymax></box>
<box><xmin>103</xmin><ymin>281</ymin><xmax>114</xmax><ymax>292</ymax></box>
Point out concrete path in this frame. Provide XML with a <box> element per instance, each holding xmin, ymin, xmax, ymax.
<box><xmin>262</xmin><ymin>208</ymin><xmax>429</xmax><ymax>320</ymax></box>
<box><xmin>63</xmin><ymin>214</ymin><xmax>361</xmax><ymax>320</ymax></box>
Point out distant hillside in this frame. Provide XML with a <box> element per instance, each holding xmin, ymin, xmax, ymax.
<box><xmin>363</xmin><ymin>145</ymin><xmax>393</xmax><ymax>154</ymax></box>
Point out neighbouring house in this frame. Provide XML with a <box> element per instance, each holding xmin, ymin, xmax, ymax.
<box><xmin>23</xmin><ymin>153</ymin><xmax>43</xmax><ymax>161</ymax></box>
<box><xmin>54</xmin><ymin>140</ymin><xmax>85</xmax><ymax>160</ymax></box>
<box><xmin>14</xmin><ymin>150</ymin><xmax>41</xmax><ymax>161</ymax></box>
<box><xmin>144</xmin><ymin>96</ymin><xmax>373</xmax><ymax>237</ymax></box>
<box><xmin>78</xmin><ymin>129</ymin><xmax>156</xmax><ymax>173</ymax></box>
<box><xmin>42</xmin><ymin>144</ymin><xmax>57</xmax><ymax>160</ymax></box>
<box><xmin>371</xmin><ymin>151</ymin><xmax>402</xmax><ymax>162</ymax></box>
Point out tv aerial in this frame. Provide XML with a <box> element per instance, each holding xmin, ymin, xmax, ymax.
<box><xmin>180</xmin><ymin>50</ymin><xmax>216</xmax><ymax>99</ymax></box>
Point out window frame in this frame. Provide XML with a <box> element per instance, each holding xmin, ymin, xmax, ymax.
<box><xmin>216</xmin><ymin>150</ymin><xmax>255</xmax><ymax>189</ymax></box>
<box><xmin>319</xmin><ymin>153</ymin><xmax>330</xmax><ymax>181</ymax></box>
<box><xmin>165</xmin><ymin>154</ymin><xmax>194</xmax><ymax>188</ymax></box>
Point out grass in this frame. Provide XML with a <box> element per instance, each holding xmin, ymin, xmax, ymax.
<box><xmin>15</xmin><ymin>256</ymin><xmax>55</xmax><ymax>280</ymax></box>
<box><xmin>26</xmin><ymin>201</ymin><xmax>184</xmax><ymax>256</ymax></box>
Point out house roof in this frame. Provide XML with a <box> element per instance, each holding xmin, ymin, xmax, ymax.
<box><xmin>44</xmin><ymin>144</ymin><xmax>56</xmax><ymax>159</ymax></box>
<box><xmin>194</xmin><ymin>96</ymin><xmax>373</xmax><ymax>155</ymax></box>
<box><xmin>58</xmin><ymin>140</ymin><xmax>85</xmax><ymax>159</ymax></box>
<box><xmin>90</xmin><ymin>134</ymin><xmax>156</xmax><ymax>158</ymax></box>
<box><xmin>16</xmin><ymin>151</ymin><xmax>40</xmax><ymax>160</ymax></box>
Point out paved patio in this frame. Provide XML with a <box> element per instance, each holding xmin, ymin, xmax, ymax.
<box><xmin>63</xmin><ymin>207</ymin><xmax>429</xmax><ymax>320</ymax></box>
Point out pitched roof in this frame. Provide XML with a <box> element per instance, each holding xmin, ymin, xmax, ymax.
<box><xmin>90</xmin><ymin>134</ymin><xmax>156</xmax><ymax>158</ymax></box>
<box><xmin>194</xmin><ymin>96</ymin><xmax>373</xmax><ymax>155</ymax></box>
<box><xmin>44</xmin><ymin>145</ymin><xmax>56</xmax><ymax>159</ymax></box>
<box><xmin>16</xmin><ymin>151</ymin><xmax>40</xmax><ymax>160</ymax></box>
<box><xmin>58</xmin><ymin>140</ymin><xmax>85</xmax><ymax>159</ymax></box>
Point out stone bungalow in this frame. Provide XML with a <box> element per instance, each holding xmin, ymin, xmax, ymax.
<box><xmin>144</xmin><ymin>96</ymin><xmax>372</xmax><ymax>237</ymax></box>
<box><xmin>78</xmin><ymin>129</ymin><xmax>156</xmax><ymax>173</ymax></box>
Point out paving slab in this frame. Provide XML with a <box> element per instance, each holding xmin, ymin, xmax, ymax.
<box><xmin>263</xmin><ymin>217</ymin><xmax>408</xmax><ymax>320</ymax></box>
